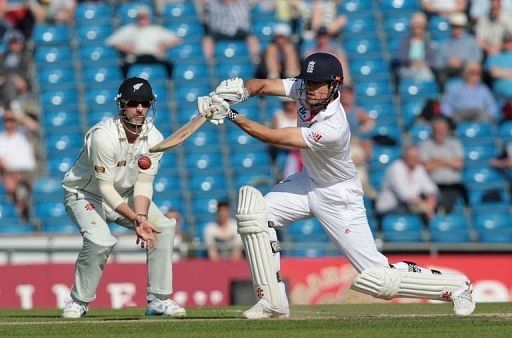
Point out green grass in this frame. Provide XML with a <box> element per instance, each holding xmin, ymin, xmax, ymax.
<box><xmin>1</xmin><ymin>303</ymin><xmax>511</xmax><ymax>337</ymax></box>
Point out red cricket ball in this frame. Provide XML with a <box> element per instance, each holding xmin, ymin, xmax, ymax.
<box><xmin>138</xmin><ymin>155</ymin><xmax>152</xmax><ymax>170</ymax></box>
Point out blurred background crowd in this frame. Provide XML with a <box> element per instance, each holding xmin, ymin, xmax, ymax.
<box><xmin>0</xmin><ymin>0</ymin><xmax>511</xmax><ymax>259</ymax></box>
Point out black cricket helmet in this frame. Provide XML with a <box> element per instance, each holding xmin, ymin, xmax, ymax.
<box><xmin>115</xmin><ymin>77</ymin><xmax>156</xmax><ymax>134</ymax></box>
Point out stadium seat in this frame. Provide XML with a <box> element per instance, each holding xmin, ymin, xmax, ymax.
<box><xmin>34</xmin><ymin>201</ymin><xmax>67</xmax><ymax>219</ymax></box>
<box><xmin>355</xmin><ymin>81</ymin><xmax>392</xmax><ymax>101</ymax></box>
<box><xmin>87</xmin><ymin>109</ymin><xmax>116</xmax><ymax>126</ymax></box>
<box><xmin>345</xmin><ymin>15</ymin><xmax>377</xmax><ymax>36</ymax></box>
<box><xmin>33</xmin><ymin>24</ymin><xmax>71</xmax><ymax>45</ymax></box>
<box><xmin>408</xmin><ymin>123</ymin><xmax>432</xmax><ymax>143</ymax></box>
<box><xmin>369</xmin><ymin>167</ymin><xmax>387</xmax><ymax>190</ymax></box>
<box><xmin>369</xmin><ymin>146</ymin><xmax>401</xmax><ymax>168</ymax></box>
<box><xmin>40</xmin><ymin>89</ymin><xmax>78</xmax><ymax>110</ymax></box>
<box><xmin>363</xmin><ymin>102</ymin><xmax>396</xmax><ymax>124</ymax></box>
<box><xmin>153</xmin><ymin>175</ymin><xmax>181</xmax><ymax>194</ymax></box>
<box><xmin>43</xmin><ymin>109</ymin><xmax>80</xmax><ymax>129</ymax></box>
<box><xmin>371</xmin><ymin>124</ymin><xmax>401</xmax><ymax>145</ymax></box>
<box><xmin>109</xmin><ymin>223</ymin><xmax>131</xmax><ymax>234</ymax></box>
<box><xmin>85</xmin><ymin>88</ymin><xmax>117</xmax><ymax>107</ymax></box>
<box><xmin>75</xmin><ymin>25</ymin><xmax>112</xmax><ymax>44</ymax></box>
<box><xmin>456</xmin><ymin>121</ymin><xmax>495</xmax><ymax>144</ymax></box>
<box><xmin>402</xmin><ymin>101</ymin><xmax>425</xmax><ymax>127</ymax></box>
<box><xmin>161</xmin><ymin>2</ymin><xmax>198</xmax><ymax>22</ymax></box>
<box><xmin>127</xmin><ymin>64</ymin><xmax>168</xmax><ymax>82</ymax></box>
<box><xmin>252</xmin><ymin>21</ymin><xmax>276</xmax><ymax>42</ymax></box>
<box><xmin>184</xmin><ymin>152</ymin><xmax>223</xmax><ymax>170</ymax></box>
<box><xmin>174</xmin><ymin>64</ymin><xmax>208</xmax><ymax>82</ymax></box>
<box><xmin>350</xmin><ymin>59</ymin><xmax>390</xmax><ymax>81</ymax></box>
<box><xmin>0</xmin><ymin>203</ymin><xmax>18</xmax><ymax>219</ymax></box>
<box><xmin>83</xmin><ymin>66</ymin><xmax>123</xmax><ymax>86</ymax></box>
<box><xmin>382</xmin><ymin>214</ymin><xmax>424</xmax><ymax>242</ymax></box>
<box><xmin>117</xmin><ymin>2</ymin><xmax>154</xmax><ymax>24</ymax></box>
<box><xmin>463</xmin><ymin>167</ymin><xmax>505</xmax><ymax>187</ymax></box>
<box><xmin>467</xmin><ymin>186</ymin><xmax>510</xmax><ymax>207</ymax></box>
<box><xmin>379</xmin><ymin>0</ymin><xmax>419</xmax><ymax>12</ymax></box>
<box><xmin>79</xmin><ymin>45</ymin><xmax>119</xmax><ymax>65</ymax></box>
<box><xmin>182</xmin><ymin>127</ymin><xmax>221</xmax><ymax>150</ymax></box>
<box><xmin>75</xmin><ymin>2</ymin><xmax>112</xmax><ymax>23</ymax></box>
<box><xmin>287</xmin><ymin>219</ymin><xmax>329</xmax><ymax>242</ymax></box>
<box><xmin>232</xmin><ymin>172</ymin><xmax>274</xmax><ymax>190</ymax></box>
<box><xmin>153</xmin><ymin>196</ymin><xmax>185</xmax><ymax>214</ymax></box>
<box><xmin>215</xmin><ymin>63</ymin><xmax>254</xmax><ymax>79</ymax></box>
<box><xmin>473</xmin><ymin>212</ymin><xmax>512</xmax><ymax>243</ymax></box>
<box><xmin>384</xmin><ymin>15</ymin><xmax>410</xmax><ymax>38</ymax></box>
<box><xmin>340</xmin><ymin>0</ymin><xmax>373</xmax><ymax>13</ymax></box>
<box><xmin>283</xmin><ymin>248</ymin><xmax>327</xmax><ymax>258</ymax></box>
<box><xmin>227</xmin><ymin>127</ymin><xmax>266</xmax><ymax>150</ymax></box>
<box><xmin>399</xmin><ymin>79</ymin><xmax>439</xmax><ymax>103</ymax></box>
<box><xmin>33</xmin><ymin>177</ymin><xmax>64</xmax><ymax>201</ymax></box>
<box><xmin>498</xmin><ymin>121</ymin><xmax>512</xmax><ymax>142</ymax></box>
<box><xmin>42</xmin><ymin>218</ymin><xmax>78</xmax><ymax>234</ymax></box>
<box><xmin>344</xmin><ymin>38</ymin><xmax>382</xmax><ymax>58</ymax></box>
<box><xmin>38</xmin><ymin>67</ymin><xmax>75</xmax><ymax>87</ymax></box>
<box><xmin>191</xmin><ymin>195</ymin><xmax>223</xmax><ymax>218</ymax></box>
<box><xmin>215</xmin><ymin>41</ymin><xmax>250</xmax><ymax>60</ymax></box>
<box><xmin>0</xmin><ymin>221</ymin><xmax>35</xmax><ymax>234</ymax></box>
<box><xmin>229</xmin><ymin>151</ymin><xmax>270</xmax><ymax>170</ymax></box>
<box><xmin>429</xmin><ymin>15</ymin><xmax>450</xmax><ymax>40</ymax></box>
<box><xmin>167</xmin><ymin>43</ymin><xmax>205</xmax><ymax>60</ymax></box>
<box><xmin>175</xmin><ymin>85</ymin><xmax>211</xmax><ymax>105</ymax></box>
<box><xmin>35</xmin><ymin>47</ymin><xmax>73</xmax><ymax>65</ymax></box>
<box><xmin>429</xmin><ymin>214</ymin><xmax>470</xmax><ymax>243</ymax></box>
<box><xmin>47</xmin><ymin>157</ymin><xmax>76</xmax><ymax>175</ymax></box>
<box><xmin>463</xmin><ymin>144</ymin><xmax>499</xmax><ymax>166</ymax></box>
<box><xmin>166</xmin><ymin>22</ymin><xmax>203</xmax><ymax>42</ymax></box>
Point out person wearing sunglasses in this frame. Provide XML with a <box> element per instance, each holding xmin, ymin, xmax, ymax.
<box><xmin>61</xmin><ymin>77</ymin><xmax>185</xmax><ymax>319</ymax></box>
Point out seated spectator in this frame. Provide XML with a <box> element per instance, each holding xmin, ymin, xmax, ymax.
<box><xmin>258</xmin><ymin>0</ymin><xmax>302</xmax><ymax>37</ymax></box>
<box><xmin>307</xmin><ymin>0</ymin><xmax>347</xmax><ymax>37</ymax></box>
<box><xmin>0</xmin><ymin>30</ymin><xmax>30</xmax><ymax>106</ymax></box>
<box><xmin>27</xmin><ymin>0</ymin><xmax>76</xmax><ymax>24</ymax></box>
<box><xmin>376</xmin><ymin>145</ymin><xmax>438</xmax><ymax>222</ymax></box>
<box><xmin>475</xmin><ymin>0</ymin><xmax>512</xmax><ymax>56</ymax></box>
<box><xmin>441</xmin><ymin>61</ymin><xmax>498</xmax><ymax>122</ymax></box>
<box><xmin>396</xmin><ymin>12</ymin><xmax>436</xmax><ymax>82</ymax></box>
<box><xmin>305</xmin><ymin>26</ymin><xmax>351</xmax><ymax>85</ymax></box>
<box><xmin>165</xmin><ymin>209</ymin><xmax>191</xmax><ymax>261</ymax></box>
<box><xmin>256</xmin><ymin>23</ymin><xmax>300</xmax><ymax>79</ymax></box>
<box><xmin>106</xmin><ymin>5</ymin><xmax>181</xmax><ymax>78</ymax></box>
<box><xmin>486</xmin><ymin>32</ymin><xmax>512</xmax><ymax>102</ymax></box>
<box><xmin>434</xmin><ymin>13</ymin><xmax>483</xmax><ymax>87</ymax></box>
<box><xmin>203</xmin><ymin>201</ymin><xmax>243</xmax><ymax>261</ymax></box>
<box><xmin>470</xmin><ymin>0</ymin><xmax>512</xmax><ymax>20</ymax></box>
<box><xmin>419</xmin><ymin>118</ymin><xmax>466</xmax><ymax>213</ymax></box>
<box><xmin>0</xmin><ymin>109</ymin><xmax>37</xmax><ymax>219</ymax></box>
<box><xmin>268</xmin><ymin>97</ymin><xmax>303</xmax><ymax>180</ymax></box>
<box><xmin>201</xmin><ymin>0</ymin><xmax>260</xmax><ymax>65</ymax></box>
<box><xmin>421</xmin><ymin>0</ymin><xmax>467</xmax><ymax>18</ymax></box>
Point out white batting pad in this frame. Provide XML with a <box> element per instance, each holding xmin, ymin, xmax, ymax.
<box><xmin>351</xmin><ymin>266</ymin><xmax>468</xmax><ymax>301</ymax></box>
<box><xmin>236</xmin><ymin>186</ymin><xmax>282</xmax><ymax>309</ymax></box>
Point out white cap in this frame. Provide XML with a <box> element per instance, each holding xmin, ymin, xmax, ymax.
<box><xmin>449</xmin><ymin>12</ymin><xmax>467</xmax><ymax>27</ymax></box>
<box><xmin>273</xmin><ymin>23</ymin><xmax>291</xmax><ymax>37</ymax></box>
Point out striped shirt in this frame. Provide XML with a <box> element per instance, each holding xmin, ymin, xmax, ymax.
<box><xmin>205</xmin><ymin>0</ymin><xmax>251</xmax><ymax>36</ymax></box>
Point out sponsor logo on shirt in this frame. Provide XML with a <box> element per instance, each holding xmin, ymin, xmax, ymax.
<box><xmin>311</xmin><ymin>131</ymin><xmax>322</xmax><ymax>142</ymax></box>
<box><xmin>94</xmin><ymin>165</ymin><xmax>105</xmax><ymax>173</ymax></box>
<box><xmin>117</xmin><ymin>160</ymin><xmax>127</xmax><ymax>167</ymax></box>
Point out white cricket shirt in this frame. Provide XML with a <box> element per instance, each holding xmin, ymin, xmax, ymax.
<box><xmin>282</xmin><ymin>78</ymin><xmax>358</xmax><ymax>185</ymax></box>
<box><xmin>62</xmin><ymin>117</ymin><xmax>163</xmax><ymax>199</ymax></box>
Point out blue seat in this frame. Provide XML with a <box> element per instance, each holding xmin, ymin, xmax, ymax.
<box><xmin>79</xmin><ymin>45</ymin><xmax>119</xmax><ymax>64</ymax></box>
<box><xmin>498</xmin><ymin>121</ymin><xmax>512</xmax><ymax>142</ymax></box>
<box><xmin>166</xmin><ymin>22</ymin><xmax>202</xmax><ymax>42</ymax></box>
<box><xmin>127</xmin><ymin>64</ymin><xmax>168</xmax><ymax>81</ymax></box>
<box><xmin>369</xmin><ymin>146</ymin><xmax>401</xmax><ymax>168</ymax></box>
<box><xmin>34</xmin><ymin>201</ymin><xmax>67</xmax><ymax>218</ymax></box>
<box><xmin>184</xmin><ymin>152</ymin><xmax>223</xmax><ymax>170</ymax></box>
<box><xmin>38</xmin><ymin>67</ymin><xmax>75</xmax><ymax>86</ymax></box>
<box><xmin>363</xmin><ymin>102</ymin><xmax>396</xmax><ymax>123</ymax></box>
<box><xmin>87</xmin><ymin>109</ymin><xmax>115</xmax><ymax>126</ymax></box>
<box><xmin>464</xmin><ymin>144</ymin><xmax>499</xmax><ymax>166</ymax></box>
<box><xmin>162</xmin><ymin>2</ymin><xmax>198</xmax><ymax>22</ymax></box>
<box><xmin>174</xmin><ymin>64</ymin><xmax>208</xmax><ymax>82</ymax></box>
<box><xmin>350</xmin><ymin>59</ymin><xmax>390</xmax><ymax>81</ymax></box>
<box><xmin>117</xmin><ymin>3</ymin><xmax>154</xmax><ymax>24</ymax></box>
<box><xmin>456</xmin><ymin>122</ymin><xmax>495</xmax><ymax>144</ymax></box>
<box><xmin>35</xmin><ymin>47</ymin><xmax>72</xmax><ymax>65</ymax></box>
<box><xmin>42</xmin><ymin>218</ymin><xmax>78</xmax><ymax>234</ymax></box>
<box><xmin>369</xmin><ymin>167</ymin><xmax>387</xmax><ymax>190</ymax></box>
<box><xmin>167</xmin><ymin>43</ymin><xmax>205</xmax><ymax>60</ymax></box>
<box><xmin>175</xmin><ymin>106</ymin><xmax>202</xmax><ymax>124</ymax></box>
<box><xmin>75</xmin><ymin>24</ymin><xmax>112</xmax><ymax>44</ymax></box>
<box><xmin>344</xmin><ymin>38</ymin><xmax>382</xmax><ymax>58</ymax></box>
<box><xmin>252</xmin><ymin>21</ymin><xmax>276</xmax><ymax>42</ymax></box>
<box><xmin>47</xmin><ymin>157</ymin><xmax>76</xmax><ymax>175</ymax></box>
<box><xmin>382</xmin><ymin>214</ymin><xmax>424</xmax><ymax>242</ymax></box>
<box><xmin>33</xmin><ymin>177</ymin><xmax>64</xmax><ymax>201</ymax></box>
<box><xmin>34</xmin><ymin>24</ymin><xmax>71</xmax><ymax>45</ymax></box>
<box><xmin>229</xmin><ymin>151</ymin><xmax>270</xmax><ymax>170</ymax></box>
<box><xmin>153</xmin><ymin>196</ymin><xmax>185</xmax><ymax>214</ymax></box>
<box><xmin>340</xmin><ymin>0</ymin><xmax>373</xmax><ymax>12</ymax></box>
<box><xmin>189</xmin><ymin>173</ymin><xmax>227</xmax><ymax>193</ymax></box>
<box><xmin>0</xmin><ymin>221</ymin><xmax>35</xmax><ymax>234</ymax></box>
<box><xmin>40</xmin><ymin>89</ymin><xmax>78</xmax><ymax>110</ymax></box>
<box><xmin>409</xmin><ymin>123</ymin><xmax>432</xmax><ymax>143</ymax></box>
<box><xmin>108</xmin><ymin>223</ymin><xmax>131</xmax><ymax>234</ymax></box>
<box><xmin>402</xmin><ymin>100</ymin><xmax>425</xmax><ymax>127</ymax></box>
<box><xmin>283</xmin><ymin>248</ymin><xmax>327</xmax><ymax>258</ymax></box>
<box><xmin>371</xmin><ymin>124</ymin><xmax>401</xmax><ymax>145</ymax></box>
<box><xmin>384</xmin><ymin>15</ymin><xmax>410</xmax><ymax>38</ymax></box>
<box><xmin>0</xmin><ymin>203</ymin><xmax>18</xmax><ymax>219</ymax></box>
<box><xmin>175</xmin><ymin>85</ymin><xmax>210</xmax><ymax>105</ymax></box>
<box><xmin>429</xmin><ymin>214</ymin><xmax>470</xmax><ymax>243</ymax></box>
<box><xmin>215</xmin><ymin>63</ymin><xmax>254</xmax><ymax>79</ymax></box>
<box><xmin>83</xmin><ymin>66</ymin><xmax>122</xmax><ymax>86</ymax></box>
<box><xmin>45</xmin><ymin>131</ymin><xmax>82</xmax><ymax>152</ymax></box>
<box><xmin>43</xmin><ymin>109</ymin><xmax>79</xmax><ymax>129</ymax></box>
<box><xmin>287</xmin><ymin>218</ymin><xmax>328</xmax><ymax>241</ymax></box>
<box><xmin>468</xmin><ymin>186</ymin><xmax>510</xmax><ymax>207</ymax></box>
<box><xmin>232</xmin><ymin>172</ymin><xmax>274</xmax><ymax>190</ymax></box>
<box><xmin>85</xmin><ymin>88</ymin><xmax>117</xmax><ymax>106</ymax></box>
<box><xmin>75</xmin><ymin>2</ymin><xmax>112</xmax><ymax>23</ymax></box>
<box><xmin>463</xmin><ymin>167</ymin><xmax>505</xmax><ymax>187</ymax></box>
<box><xmin>345</xmin><ymin>15</ymin><xmax>377</xmax><ymax>36</ymax></box>
<box><xmin>429</xmin><ymin>15</ymin><xmax>450</xmax><ymax>39</ymax></box>
<box><xmin>227</xmin><ymin>127</ymin><xmax>266</xmax><ymax>150</ymax></box>
<box><xmin>191</xmin><ymin>196</ymin><xmax>220</xmax><ymax>217</ymax></box>
<box><xmin>355</xmin><ymin>81</ymin><xmax>392</xmax><ymax>100</ymax></box>
<box><xmin>473</xmin><ymin>212</ymin><xmax>512</xmax><ymax>243</ymax></box>
<box><xmin>182</xmin><ymin>127</ymin><xmax>220</xmax><ymax>149</ymax></box>
<box><xmin>399</xmin><ymin>79</ymin><xmax>439</xmax><ymax>102</ymax></box>
<box><xmin>380</xmin><ymin>0</ymin><xmax>419</xmax><ymax>11</ymax></box>
<box><xmin>153</xmin><ymin>175</ymin><xmax>181</xmax><ymax>194</ymax></box>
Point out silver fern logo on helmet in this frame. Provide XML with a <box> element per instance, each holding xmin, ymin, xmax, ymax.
<box><xmin>133</xmin><ymin>83</ymin><xmax>143</xmax><ymax>91</ymax></box>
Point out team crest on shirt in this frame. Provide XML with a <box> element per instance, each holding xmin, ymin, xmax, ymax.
<box><xmin>133</xmin><ymin>83</ymin><xmax>143</xmax><ymax>91</ymax></box>
<box><xmin>311</xmin><ymin>131</ymin><xmax>322</xmax><ymax>142</ymax></box>
<box><xmin>117</xmin><ymin>160</ymin><xmax>127</xmax><ymax>167</ymax></box>
<box><xmin>94</xmin><ymin>165</ymin><xmax>105</xmax><ymax>173</ymax></box>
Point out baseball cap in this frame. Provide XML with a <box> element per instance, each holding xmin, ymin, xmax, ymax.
<box><xmin>273</xmin><ymin>23</ymin><xmax>291</xmax><ymax>37</ymax></box>
<box><xmin>449</xmin><ymin>12</ymin><xmax>467</xmax><ymax>27</ymax></box>
<box><xmin>116</xmin><ymin>77</ymin><xmax>155</xmax><ymax>102</ymax></box>
<box><xmin>297</xmin><ymin>53</ymin><xmax>343</xmax><ymax>83</ymax></box>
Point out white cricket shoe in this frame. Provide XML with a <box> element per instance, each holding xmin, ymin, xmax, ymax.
<box><xmin>452</xmin><ymin>282</ymin><xmax>475</xmax><ymax>316</ymax></box>
<box><xmin>242</xmin><ymin>299</ymin><xmax>289</xmax><ymax>319</ymax></box>
<box><xmin>62</xmin><ymin>300</ymin><xmax>88</xmax><ymax>319</ymax></box>
<box><xmin>145</xmin><ymin>299</ymin><xmax>186</xmax><ymax>317</ymax></box>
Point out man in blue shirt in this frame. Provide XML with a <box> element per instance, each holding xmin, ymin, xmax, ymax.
<box><xmin>486</xmin><ymin>32</ymin><xmax>512</xmax><ymax>101</ymax></box>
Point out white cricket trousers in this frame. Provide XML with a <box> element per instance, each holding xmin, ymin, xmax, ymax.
<box><xmin>265</xmin><ymin>171</ymin><xmax>389</xmax><ymax>273</ymax></box>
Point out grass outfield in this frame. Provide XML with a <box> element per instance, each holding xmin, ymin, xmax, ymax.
<box><xmin>0</xmin><ymin>303</ymin><xmax>511</xmax><ymax>337</ymax></box>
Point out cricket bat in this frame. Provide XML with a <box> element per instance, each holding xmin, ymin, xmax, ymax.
<box><xmin>149</xmin><ymin>114</ymin><xmax>207</xmax><ymax>153</ymax></box>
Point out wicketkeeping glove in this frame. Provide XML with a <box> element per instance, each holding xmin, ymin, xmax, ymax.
<box><xmin>209</xmin><ymin>77</ymin><xmax>249</xmax><ymax>104</ymax></box>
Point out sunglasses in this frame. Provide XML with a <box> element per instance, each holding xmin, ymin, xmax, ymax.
<box><xmin>125</xmin><ymin>100</ymin><xmax>151</xmax><ymax>108</ymax></box>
